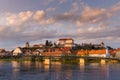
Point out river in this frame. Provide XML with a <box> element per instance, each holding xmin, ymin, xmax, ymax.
<box><xmin>0</xmin><ymin>61</ymin><xmax>120</xmax><ymax>80</ymax></box>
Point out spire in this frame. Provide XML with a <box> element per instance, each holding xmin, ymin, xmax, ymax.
<box><xmin>101</xmin><ymin>41</ymin><xmax>105</xmax><ymax>47</ymax></box>
<box><xmin>26</xmin><ymin>41</ymin><xmax>30</xmax><ymax>48</ymax></box>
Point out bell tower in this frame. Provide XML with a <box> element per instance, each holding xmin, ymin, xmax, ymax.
<box><xmin>26</xmin><ymin>41</ymin><xmax>30</xmax><ymax>48</ymax></box>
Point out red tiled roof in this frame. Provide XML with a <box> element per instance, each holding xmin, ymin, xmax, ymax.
<box><xmin>89</xmin><ymin>50</ymin><xmax>106</xmax><ymax>54</ymax></box>
<box><xmin>59</xmin><ymin>38</ymin><xmax>73</xmax><ymax>40</ymax></box>
<box><xmin>42</xmin><ymin>51</ymin><xmax>62</xmax><ymax>56</ymax></box>
<box><xmin>77</xmin><ymin>49</ymin><xmax>106</xmax><ymax>55</ymax></box>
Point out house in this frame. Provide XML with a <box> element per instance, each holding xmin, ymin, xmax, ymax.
<box><xmin>109</xmin><ymin>49</ymin><xmax>116</xmax><ymax>57</ymax></box>
<box><xmin>0</xmin><ymin>48</ymin><xmax>6</xmax><ymax>53</ymax></box>
<box><xmin>81</xmin><ymin>42</ymin><xmax>105</xmax><ymax>49</ymax></box>
<box><xmin>60</xmin><ymin>47</ymin><xmax>72</xmax><ymax>55</ymax></box>
<box><xmin>12</xmin><ymin>47</ymin><xmax>23</xmax><ymax>56</ymax></box>
<box><xmin>115</xmin><ymin>48</ymin><xmax>120</xmax><ymax>58</ymax></box>
<box><xmin>23</xmin><ymin>49</ymin><xmax>32</xmax><ymax>56</ymax></box>
<box><xmin>77</xmin><ymin>49</ymin><xmax>85</xmax><ymax>56</ymax></box>
<box><xmin>42</xmin><ymin>51</ymin><xmax>62</xmax><ymax>56</ymax></box>
<box><xmin>77</xmin><ymin>49</ymin><xmax>106</xmax><ymax>57</ymax></box>
<box><xmin>88</xmin><ymin>49</ymin><xmax>106</xmax><ymax>57</ymax></box>
<box><xmin>109</xmin><ymin>48</ymin><xmax>120</xmax><ymax>58</ymax></box>
<box><xmin>33</xmin><ymin>44</ymin><xmax>45</xmax><ymax>48</ymax></box>
<box><xmin>32</xmin><ymin>49</ymin><xmax>44</xmax><ymax>55</ymax></box>
<box><xmin>57</xmin><ymin>38</ymin><xmax>74</xmax><ymax>48</ymax></box>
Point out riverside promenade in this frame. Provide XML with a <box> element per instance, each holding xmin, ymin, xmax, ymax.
<box><xmin>1</xmin><ymin>55</ymin><xmax>119</xmax><ymax>65</ymax></box>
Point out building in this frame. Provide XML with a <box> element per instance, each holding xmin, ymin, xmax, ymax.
<box><xmin>33</xmin><ymin>44</ymin><xmax>45</xmax><ymax>48</ymax></box>
<box><xmin>57</xmin><ymin>38</ymin><xmax>74</xmax><ymax>48</ymax></box>
<box><xmin>42</xmin><ymin>51</ymin><xmax>62</xmax><ymax>56</ymax></box>
<box><xmin>12</xmin><ymin>47</ymin><xmax>23</xmax><ymax>56</ymax></box>
<box><xmin>77</xmin><ymin>49</ymin><xmax>106</xmax><ymax>57</ymax></box>
<box><xmin>0</xmin><ymin>48</ymin><xmax>6</xmax><ymax>53</ymax></box>
<box><xmin>25</xmin><ymin>42</ymin><xmax>30</xmax><ymax>48</ymax></box>
<box><xmin>88</xmin><ymin>49</ymin><xmax>106</xmax><ymax>57</ymax></box>
<box><xmin>115</xmin><ymin>48</ymin><xmax>120</xmax><ymax>58</ymax></box>
<box><xmin>81</xmin><ymin>42</ymin><xmax>105</xmax><ymax>49</ymax></box>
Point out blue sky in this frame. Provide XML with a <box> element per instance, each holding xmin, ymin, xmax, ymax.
<box><xmin>0</xmin><ymin>0</ymin><xmax>120</xmax><ymax>50</ymax></box>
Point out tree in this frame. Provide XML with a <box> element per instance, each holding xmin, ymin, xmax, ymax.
<box><xmin>45</xmin><ymin>40</ymin><xmax>53</xmax><ymax>47</ymax></box>
<box><xmin>106</xmin><ymin>46</ymin><xmax>113</xmax><ymax>50</ymax></box>
<box><xmin>45</xmin><ymin>40</ymin><xmax>49</xmax><ymax>46</ymax></box>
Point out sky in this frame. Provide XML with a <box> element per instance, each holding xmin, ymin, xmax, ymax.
<box><xmin>0</xmin><ymin>0</ymin><xmax>120</xmax><ymax>50</ymax></box>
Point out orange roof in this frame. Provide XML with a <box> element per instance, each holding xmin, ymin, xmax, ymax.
<box><xmin>77</xmin><ymin>50</ymin><xmax>85</xmax><ymax>55</ymax></box>
<box><xmin>89</xmin><ymin>50</ymin><xmax>106</xmax><ymax>54</ymax></box>
<box><xmin>42</xmin><ymin>51</ymin><xmax>62</xmax><ymax>56</ymax></box>
<box><xmin>59</xmin><ymin>38</ymin><xmax>73</xmax><ymax>40</ymax></box>
<box><xmin>77</xmin><ymin>49</ymin><xmax>106</xmax><ymax>55</ymax></box>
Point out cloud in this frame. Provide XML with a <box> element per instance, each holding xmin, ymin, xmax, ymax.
<box><xmin>6</xmin><ymin>11</ymin><xmax>33</xmax><ymax>28</ymax></box>
<box><xmin>41</xmin><ymin>0</ymin><xmax>53</xmax><ymax>5</ymax></box>
<box><xmin>53</xmin><ymin>2</ymin><xmax>120</xmax><ymax>27</ymax></box>
<box><xmin>58</xmin><ymin>0</ymin><xmax>67</xmax><ymax>4</ymax></box>
<box><xmin>53</xmin><ymin>2</ymin><xmax>79</xmax><ymax>22</ymax></box>
<box><xmin>111</xmin><ymin>2</ymin><xmax>120</xmax><ymax>13</ymax></box>
<box><xmin>63</xmin><ymin>2</ymin><xmax>79</xmax><ymax>15</ymax></box>
<box><xmin>46</xmin><ymin>7</ymin><xmax>56</xmax><ymax>12</ymax></box>
<box><xmin>80</xmin><ymin>6</ymin><xmax>109</xmax><ymax>23</ymax></box>
<box><xmin>0</xmin><ymin>1</ymin><xmax>120</xmax><ymax>49</ymax></box>
<box><xmin>33</xmin><ymin>11</ymin><xmax>55</xmax><ymax>25</ymax></box>
<box><xmin>0</xmin><ymin>10</ymin><xmax>56</xmax><ymax>45</ymax></box>
<box><xmin>33</xmin><ymin>10</ymin><xmax>46</xmax><ymax>21</ymax></box>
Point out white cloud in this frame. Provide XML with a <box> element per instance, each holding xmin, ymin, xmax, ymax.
<box><xmin>0</xmin><ymin>1</ymin><xmax>120</xmax><ymax>49</ymax></box>
<box><xmin>33</xmin><ymin>10</ymin><xmax>55</xmax><ymax>25</ymax></box>
<box><xmin>33</xmin><ymin>10</ymin><xmax>46</xmax><ymax>21</ymax></box>
<box><xmin>6</xmin><ymin>11</ymin><xmax>33</xmax><ymax>27</ymax></box>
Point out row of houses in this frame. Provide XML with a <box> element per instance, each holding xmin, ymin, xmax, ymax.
<box><xmin>0</xmin><ymin>48</ymin><xmax>10</xmax><ymax>57</ymax></box>
<box><xmin>2</xmin><ymin>38</ymin><xmax>119</xmax><ymax>58</ymax></box>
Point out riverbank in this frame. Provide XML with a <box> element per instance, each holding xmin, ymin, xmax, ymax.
<box><xmin>0</xmin><ymin>56</ymin><xmax>120</xmax><ymax>64</ymax></box>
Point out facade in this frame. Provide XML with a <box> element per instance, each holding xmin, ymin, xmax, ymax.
<box><xmin>57</xmin><ymin>38</ymin><xmax>74</xmax><ymax>48</ymax></box>
<box><xmin>77</xmin><ymin>49</ymin><xmax>106</xmax><ymax>57</ymax></box>
<box><xmin>0</xmin><ymin>48</ymin><xmax>6</xmax><ymax>53</ymax></box>
<box><xmin>88</xmin><ymin>49</ymin><xmax>106</xmax><ymax>57</ymax></box>
<box><xmin>115</xmin><ymin>48</ymin><xmax>120</xmax><ymax>58</ymax></box>
<box><xmin>42</xmin><ymin>51</ymin><xmax>62</xmax><ymax>56</ymax></box>
<box><xmin>82</xmin><ymin>42</ymin><xmax>105</xmax><ymax>48</ymax></box>
<box><xmin>33</xmin><ymin>44</ymin><xmax>44</xmax><ymax>48</ymax></box>
<box><xmin>13</xmin><ymin>47</ymin><xmax>23</xmax><ymax>56</ymax></box>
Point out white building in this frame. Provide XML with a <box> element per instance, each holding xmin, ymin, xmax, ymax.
<box><xmin>106</xmin><ymin>47</ymin><xmax>110</xmax><ymax>58</ymax></box>
<box><xmin>57</xmin><ymin>38</ymin><xmax>74</xmax><ymax>48</ymax></box>
<box><xmin>13</xmin><ymin>47</ymin><xmax>22</xmax><ymax>56</ymax></box>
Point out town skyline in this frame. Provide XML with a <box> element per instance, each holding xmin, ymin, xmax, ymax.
<box><xmin>0</xmin><ymin>0</ymin><xmax>120</xmax><ymax>50</ymax></box>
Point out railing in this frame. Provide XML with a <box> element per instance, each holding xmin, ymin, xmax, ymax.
<box><xmin>0</xmin><ymin>54</ymin><xmax>120</xmax><ymax>61</ymax></box>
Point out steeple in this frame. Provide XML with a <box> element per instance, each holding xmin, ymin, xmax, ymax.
<box><xmin>26</xmin><ymin>41</ymin><xmax>30</xmax><ymax>48</ymax></box>
<box><xmin>101</xmin><ymin>41</ymin><xmax>105</xmax><ymax>47</ymax></box>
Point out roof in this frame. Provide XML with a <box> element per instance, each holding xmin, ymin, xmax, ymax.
<box><xmin>77</xmin><ymin>49</ymin><xmax>106</xmax><ymax>55</ymax></box>
<box><xmin>42</xmin><ymin>51</ymin><xmax>62</xmax><ymax>56</ymax></box>
<box><xmin>89</xmin><ymin>50</ymin><xmax>106</xmax><ymax>54</ymax></box>
<box><xmin>59</xmin><ymin>38</ymin><xmax>73</xmax><ymax>41</ymax></box>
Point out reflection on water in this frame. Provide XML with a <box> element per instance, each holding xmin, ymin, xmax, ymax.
<box><xmin>12</xmin><ymin>61</ymin><xmax>20</xmax><ymax>78</ymax></box>
<box><xmin>0</xmin><ymin>61</ymin><xmax>120</xmax><ymax>80</ymax></box>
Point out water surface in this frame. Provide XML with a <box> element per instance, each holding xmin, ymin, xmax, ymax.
<box><xmin>0</xmin><ymin>61</ymin><xmax>120</xmax><ymax>80</ymax></box>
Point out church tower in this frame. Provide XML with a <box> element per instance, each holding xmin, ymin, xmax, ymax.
<box><xmin>101</xmin><ymin>41</ymin><xmax>105</xmax><ymax>47</ymax></box>
<box><xmin>26</xmin><ymin>42</ymin><xmax>30</xmax><ymax>48</ymax></box>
